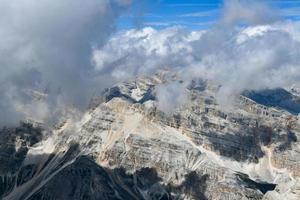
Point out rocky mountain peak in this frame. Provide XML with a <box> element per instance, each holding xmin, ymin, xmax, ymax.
<box><xmin>1</xmin><ymin>74</ymin><xmax>300</xmax><ymax>200</ymax></box>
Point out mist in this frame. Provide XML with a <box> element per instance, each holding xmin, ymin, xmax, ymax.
<box><xmin>0</xmin><ymin>0</ymin><xmax>131</xmax><ymax>126</ymax></box>
<box><xmin>1</xmin><ymin>0</ymin><xmax>300</xmax><ymax>126</ymax></box>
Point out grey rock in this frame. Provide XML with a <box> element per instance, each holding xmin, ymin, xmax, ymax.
<box><xmin>1</xmin><ymin>74</ymin><xmax>300</xmax><ymax>200</ymax></box>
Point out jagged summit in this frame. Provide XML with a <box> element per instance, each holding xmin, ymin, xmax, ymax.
<box><xmin>1</xmin><ymin>74</ymin><xmax>300</xmax><ymax>200</ymax></box>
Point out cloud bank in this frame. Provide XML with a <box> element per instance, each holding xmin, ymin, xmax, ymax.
<box><xmin>93</xmin><ymin>0</ymin><xmax>300</xmax><ymax>111</ymax></box>
<box><xmin>0</xmin><ymin>0</ymin><xmax>131</xmax><ymax>126</ymax></box>
<box><xmin>2</xmin><ymin>0</ymin><xmax>300</xmax><ymax>125</ymax></box>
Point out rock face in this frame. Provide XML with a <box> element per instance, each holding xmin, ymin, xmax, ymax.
<box><xmin>1</xmin><ymin>73</ymin><xmax>300</xmax><ymax>200</ymax></box>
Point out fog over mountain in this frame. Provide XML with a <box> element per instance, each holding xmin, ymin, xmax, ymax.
<box><xmin>0</xmin><ymin>0</ymin><xmax>131</xmax><ymax>126</ymax></box>
<box><xmin>1</xmin><ymin>0</ymin><xmax>300</xmax><ymax>124</ymax></box>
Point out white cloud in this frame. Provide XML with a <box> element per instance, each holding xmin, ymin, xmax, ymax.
<box><xmin>0</xmin><ymin>0</ymin><xmax>131</xmax><ymax>126</ymax></box>
<box><xmin>92</xmin><ymin>0</ymin><xmax>300</xmax><ymax>112</ymax></box>
<box><xmin>2</xmin><ymin>0</ymin><xmax>300</xmax><ymax>124</ymax></box>
<box><xmin>92</xmin><ymin>26</ymin><xmax>203</xmax><ymax>79</ymax></box>
<box><xmin>155</xmin><ymin>81</ymin><xmax>188</xmax><ymax>113</ymax></box>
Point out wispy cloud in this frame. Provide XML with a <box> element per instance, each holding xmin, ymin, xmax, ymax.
<box><xmin>163</xmin><ymin>3</ymin><xmax>221</xmax><ymax>7</ymax></box>
<box><xmin>143</xmin><ymin>22</ymin><xmax>172</xmax><ymax>27</ymax></box>
<box><xmin>269</xmin><ymin>0</ymin><xmax>300</xmax><ymax>4</ymax></box>
<box><xmin>179</xmin><ymin>9</ymin><xmax>219</xmax><ymax>17</ymax></box>
<box><xmin>143</xmin><ymin>20</ymin><xmax>215</xmax><ymax>28</ymax></box>
<box><xmin>280</xmin><ymin>7</ymin><xmax>300</xmax><ymax>17</ymax></box>
<box><xmin>121</xmin><ymin>13</ymin><xmax>164</xmax><ymax>19</ymax></box>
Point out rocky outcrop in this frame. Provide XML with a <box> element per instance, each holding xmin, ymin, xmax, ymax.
<box><xmin>1</xmin><ymin>74</ymin><xmax>300</xmax><ymax>199</ymax></box>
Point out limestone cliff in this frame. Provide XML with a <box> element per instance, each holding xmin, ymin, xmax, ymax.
<box><xmin>1</xmin><ymin>74</ymin><xmax>300</xmax><ymax>200</ymax></box>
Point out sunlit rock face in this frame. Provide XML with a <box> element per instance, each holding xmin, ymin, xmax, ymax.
<box><xmin>1</xmin><ymin>73</ymin><xmax>300</xmax><ymax>200</ymax></box>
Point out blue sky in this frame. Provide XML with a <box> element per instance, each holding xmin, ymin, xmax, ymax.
<box><xmin>118</xmin><ymin>0</ymin><xmax>300</xmax><ymax>30</ymax></box>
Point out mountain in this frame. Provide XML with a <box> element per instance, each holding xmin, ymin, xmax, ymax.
<box><xmin>243</xmin><ymin>88</ymin><xmax>300</xmax><ymax>114</ymax></box>
<box><xmin>1</xmin><ymin>73</ymin><xmax>300</xmax><ymax>200</ymax></box>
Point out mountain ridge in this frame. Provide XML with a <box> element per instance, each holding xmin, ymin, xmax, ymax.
<box><xmin>1</xmin><ymin>73</ymin><xmax>300</xmax><ymax>200</ymax></box>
